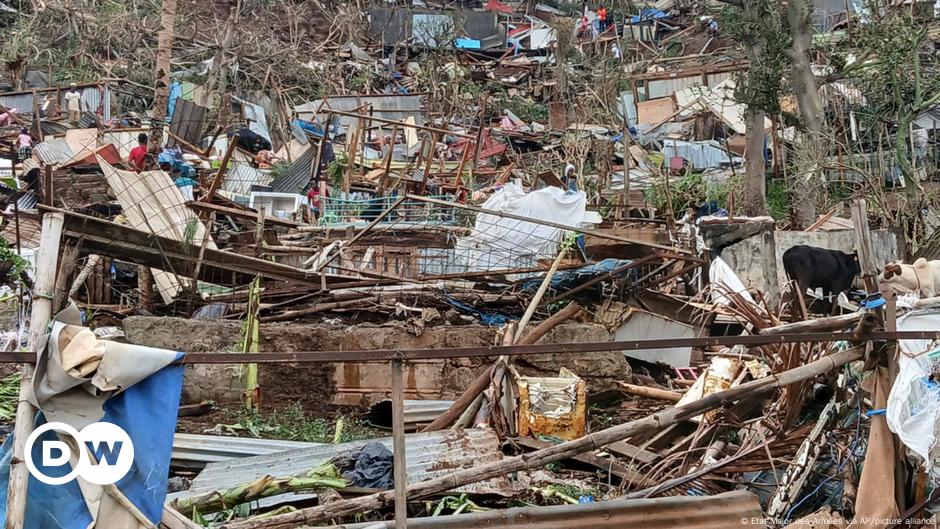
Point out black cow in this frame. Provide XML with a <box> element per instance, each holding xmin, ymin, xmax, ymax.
<box><xmin>782</xmin><ymin>245</ymin><xmax>860</xmax><ymax>316</ymax></box>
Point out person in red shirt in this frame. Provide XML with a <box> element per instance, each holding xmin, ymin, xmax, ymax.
<box><xmin>128</xmin><ymin>133</ymin><xmax>148</xmax><ymax>171</ymax></box>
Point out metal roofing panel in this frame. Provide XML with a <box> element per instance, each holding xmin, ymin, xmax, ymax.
<box><xmin>269</xmin><ymin>145</ymin><xmax>315</xmax><ymax>194</ymax></box>
<box><xmin>221</xmin><ymin>162</ymin><xmax>273</xmax><ymax>197</ymax></box>
<box><xmin>180</xmin><ymin>428</ymin><xmax>510</xmax><ymax>499</ymax></box>
<box><xmin>295</xmin><ymin>94</ymin><xmax>426</xmax><ymax>136</ymax></box>
<box><xmin>330</xmin><ymin>491</ymin><xmax>765</xmax><ymax>529</ymax></box>
<box><xmin>33</xmin><ymin>138</ymin><xmax>75</xmax><ymax>166</ymax></box>
<box><xmin>172</xmin><ymin>433</ymin><xmax>321</xmax><ymax>469</ymax></box>
<box><xmin>168</xmin><ymin>98</ymin><xmax>207</xmax><ymax>149</ymax></box>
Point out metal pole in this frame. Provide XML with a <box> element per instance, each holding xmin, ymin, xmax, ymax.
<box><xmin>391</xmin><ymin>357</ymin><xmax>407</xmax><ymax>529</ymax></box>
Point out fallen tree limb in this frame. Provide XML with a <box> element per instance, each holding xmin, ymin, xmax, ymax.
<box><xmin>219</xmin><ymin>345</ymin><xmax>866</xmax><ymax>529</ymax></box>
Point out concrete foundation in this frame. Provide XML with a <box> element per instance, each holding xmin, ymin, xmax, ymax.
<box><xmin>122</xmin><ymin>317</ymin><xmax>632</xmax><ymax>407</ymax></box>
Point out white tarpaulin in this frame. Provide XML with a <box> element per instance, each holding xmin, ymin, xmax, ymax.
<box><xmin>99</xmin><ymin>159</ymin><xmax>216</xmax><ymax>303</ymax></box>
<box><xmin>887</xmin><ymin>309</ymin><xmax>940</xmax><ymax>482</ymax></box>
<box><xmin>454</xmin><ymin>183</ymin><xmax>587</xmax><ymax>272</ymax></box>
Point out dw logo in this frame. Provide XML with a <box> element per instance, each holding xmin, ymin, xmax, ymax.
<box><xmin>24</xmin><ymin>422</ymin><xmax>134</xmax><ymax>486</ymax></box>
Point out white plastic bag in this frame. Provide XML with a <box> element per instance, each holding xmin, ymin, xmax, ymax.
<box><xmin>886</xmin><ymin>310</ymin><xmax>940</xmax><ymax>478</ymax></box>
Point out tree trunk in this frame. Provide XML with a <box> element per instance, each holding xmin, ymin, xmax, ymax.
<box><xmin>786</xmin><ymin>0</ymin><xmax>823</xmax><ymax>228</ymax></box>
<box><xmin>743</xmin><ymin>107</ymin><xmax>768</xmax><ymax>216</ymax></box>
<box><xmin>148</xmin><ymin>0</ymin><xmax>178</xmax><ymax>159</ymax></box>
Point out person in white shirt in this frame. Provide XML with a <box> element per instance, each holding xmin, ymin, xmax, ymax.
<box><xmin>64</xmin><ymin>83</ymin><xmax>82</xmax><ymax>124</ymax></box>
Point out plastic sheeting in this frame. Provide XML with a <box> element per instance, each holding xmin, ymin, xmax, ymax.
<box><xmin>0</xmin><ymin>304</ymin><xmax>183</xmax><ymax>528</ymax></box>
<box><xmin>521</xmin><ymin>258</ymin><xmax>635</xmax><ymax>294</ymax></box>
<box><xmin>887</xmin><ymin>309</ymin><xmax>940</xmax><ymax>482</ymax></box>
<box><xmin>709</xmin><ymin>256</ymin><xmax>757</xmax><ymax>306</ymax></box>
<box><xmin>661</xmin><ymin>140</ymin><xmax>741</xmax><ymax>170</ymax></box>
<box><xmin>454</xmin><ymin>183</ymin><xmax>587</xmax><ymax>272</ymax></box>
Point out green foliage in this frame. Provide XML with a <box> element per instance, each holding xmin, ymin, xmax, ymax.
<box><xmin>327</xmin><ymin>152</ymin><xmax>348</xmax><ymax>189</ymax></box>
<box><xmin>766</xmin><ymin>178</ymin><xmax>790</xmax><ymax>221</ymax></box>
<box><xmin>217</xmin><ymin>402</ymin><xmax>381</xmax><ymax>444</ymax></box>
<box><xmin>0</xmin><ymin>373</ymin><xmax>22</xmax><ymax>422</ymax></box>
<box><xmin>489</xmin><ymin>88</ymin><xmax>549</xmax><ymax>123</ymax></box>
<box><xmin>718</xmin><ymin>0</ymin><xmax>790</xmax><ymax>114</ymax></box>
<box><xmin>643</xmin><ymin>170</ymin><xmax>732</xmax><ymax>216</ymax></box>
<box><xmin>0</xmin><ymin>239</ymin><xmax>30</xmax><ymax>282</ymax></box>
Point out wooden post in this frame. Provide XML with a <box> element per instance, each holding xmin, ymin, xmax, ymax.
<box><xmin>851</xmin><ymin>199</ymin><xmax>880</xmax><ymax>294</ymax></box>
<box><xmin>471</xmin><ymin>96</ymin><xmax>488</xmax><ymax>176</ymax></box>
<box><xmin>6</xmin><ymin>211</ymin><xmax>65</xmax><ymax>529</ymax></box>
<box><xmin>391</xmin><ymin>358</ymin><xmax>407</xmax><ymax>529</ymax></box>
<box><xmin>311</xmin><ymin>113</ymin><xmax>332</xmax><ymax>191</ymax></box>
<box><xmin>204</xmin><ymin>134</ymin><xmax>239</xmax><ymax>202</ymax></box>
<box><xmin>378</xmin><ymin>125</ymin><xmax>399</xmax><ymax>195</ymax></box>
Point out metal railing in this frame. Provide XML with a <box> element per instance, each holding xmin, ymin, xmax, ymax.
<box><xmin>319</xmin><ymin>194</ymin><xmax>459</xmax><ymax>226</ymax></box>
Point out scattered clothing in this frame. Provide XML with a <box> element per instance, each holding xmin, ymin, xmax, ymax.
<box><xmin>337</xmin><ymin>443</ymin><xmax>394</xmax><ymax>489</ymax></box>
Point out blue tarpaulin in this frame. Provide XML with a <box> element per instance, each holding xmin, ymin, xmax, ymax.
<box><xmin>0</xmin><ymin>354</ymin><xmax>185</xmax><ymax>527</ymax></box>
<box><xmin>166</xmin><ymin>81</ymin><xmax>183</xmax><ymax>123</ymax></box>
<box><xmin>630</xmin><ymin>9</ymin><xmax>668</xmax><ymax>24</ymax></box>
<box><xmin>444</xmin><ymin>294</ymin><xmax>515</xmax><ymax>326</ymax></box>
<box><xmin>521</xmin><ymin>258</ymin><xmax>636</xmax><ymax>294</ymax></box>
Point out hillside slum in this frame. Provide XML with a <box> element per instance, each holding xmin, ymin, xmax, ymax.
<box><xmin>0</xmin><ymin>1</ymin><xmax>936</xmax><ymax>529</ymax></box>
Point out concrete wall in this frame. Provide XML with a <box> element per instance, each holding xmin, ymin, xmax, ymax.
<box><xmin>720</xmin><ymin>228</ymin><xmax>904</xmax><ymax>304</ymax></box>
<box><xmin>122</xmin><ymin>318</ymin><xmax>631</xmax><ymax>407</ymax></box>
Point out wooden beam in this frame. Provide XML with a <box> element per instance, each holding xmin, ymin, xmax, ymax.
<box><xmin>204</xmin><ymin>133</ymin><xmax>239</xmax><ymax>202</ymax></box>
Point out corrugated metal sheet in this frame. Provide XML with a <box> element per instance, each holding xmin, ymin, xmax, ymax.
<box><xmin>176</xmin><ymin>428</ymin><xmax>510</xmax><ymax>500</ymax></box>
<box><xmin>330</xmin><ymin>491</ymin><xmax>765</xmax><ymax>529</ymax></box>
<box><xmin>269</xmin><ymin>145</ymin><xmax>315</xmax><ymax>194</ymax></box>
<box><xmin>172</xmin><ymin>433</ymin><xmax>321</xmax><ymax>470</ymax></box>
<box><xmin>295</xmin><ymin>94</ymin><xmax>426</xmax><ymax>138</ymax></box>
<box><xmin>235</xmin><ymin>96</ymin><xmax>271</xmax><ymax>142</ymax></box>
<box><xmin>33</xmin><ymin>138</ymin><xmax>75</xmax><ymax>166</ymax></box>
<box><xmin>0</xmin><ymin>85</ymin><xmax>111</xmax><ymax>121</ymax></box>
<box><xmin>167</xmin><ymin>98</ymin><xmax>207</xmax><ymax>149</ymax></box>
<box><xmin>221</xmin><ymin>162</ymin><xmax>273</xmax><ymax>197</ymax></box>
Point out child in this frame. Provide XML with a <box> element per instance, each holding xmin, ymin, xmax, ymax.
<box><xmin>17</xmin><ymin>128</ymin><xmax>31</xmax><ymax>162</ymax></box>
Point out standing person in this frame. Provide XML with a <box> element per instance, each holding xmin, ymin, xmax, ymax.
<box><xmin>17</xmin><ymin>128</ymin><xmax>31</xmax><ymax>163</ymax></box>
<box><xmin>129</xmin><ymin>133</ymin><xmax>148</xmax><ymax>171</ymax></box>
<box><xmin>597</xmin><ymin>6</ymin><xmax>608</xmax><ymax>32</ymax></box>
<box><xmin>307</xmin><ymin>180</ymin><xmax>328</xmax><ymax>222</ymax></box>
<box><xmin>65</xmin><ymin>83</ymin><xmax>82</xmax><ymax>124</ymax></box>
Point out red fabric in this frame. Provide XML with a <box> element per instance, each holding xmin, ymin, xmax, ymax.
<box><xmin>129</xmin><ymin>145</ymin><xmax>147</xmax><ymax>171</ymax></box>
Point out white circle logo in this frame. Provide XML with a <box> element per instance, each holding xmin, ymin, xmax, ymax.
<box><xmin>24</xmin><ymin>421</ymin><xmax>134</xmax><ymax>486</ymax></box>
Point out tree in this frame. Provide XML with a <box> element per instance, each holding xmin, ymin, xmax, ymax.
<box><xmin>784</xmin><ymin>0</ymin><xmax>824</xmax><ymax>228</ymax></box>
<box><xmin>720</xmin><ymin>0</ymin><xmax>788</xmax><ymax>217</ymax></box>
<box><xmin>148</xmin><ymin>0</ymin><xmax>177</xmax><ymax>158</ymax></box>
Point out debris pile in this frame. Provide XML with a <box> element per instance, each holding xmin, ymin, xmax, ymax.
<box><xmin>0</xmin><ymin>1</ymin><xmax>936</xmax><ymax>528</ymax></box>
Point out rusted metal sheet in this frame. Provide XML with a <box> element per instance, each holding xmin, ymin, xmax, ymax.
<box><xmin>172</xmin><ymin>428</ymin><xmax>511</xmax><ymax>501</ymax></box>
<box><xmin>516</xmin><ymin>369</ymin><xmax>586</xmax><ymax>441</ymax></box>
<box><xmin>167</xmin><ymin>97</ymin><xmax>207</xmax><ymax>148</ymax></box>
<box><xmin>329</xmin><ymin>491</ymin><xmax>766</xmax><ymax>529</ymax></box>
